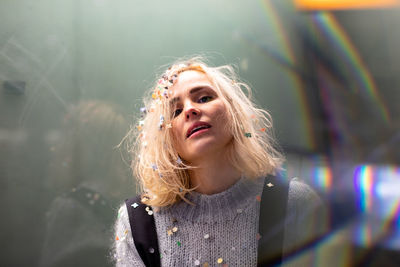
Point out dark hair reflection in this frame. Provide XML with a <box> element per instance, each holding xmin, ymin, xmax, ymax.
<box><xmin>40</xmin><ymin>100</ymin><xmax>132</xmax><ymax>267</ymax></box>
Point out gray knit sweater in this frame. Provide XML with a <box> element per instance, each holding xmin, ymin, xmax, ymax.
<box><xmin>113</xmin><ymin>177</ymin><xmax>327</xmax><ymax>266</ymax></box>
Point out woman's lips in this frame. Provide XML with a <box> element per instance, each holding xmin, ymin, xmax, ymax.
<box><xmin>186</xmin><ymin>122</ymin><xmax>212</xmax><ymax>138</ymax></box>
<box><xmin>187</xmin><ymin>127</ymin><xmax>211</xmax><ymax>139</ymax></box>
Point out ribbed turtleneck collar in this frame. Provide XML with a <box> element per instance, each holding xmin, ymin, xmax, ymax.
<box><xmin>159</xmin><ymin>177</ymin><xmax>265</xmax><ymax>223</ymax></box>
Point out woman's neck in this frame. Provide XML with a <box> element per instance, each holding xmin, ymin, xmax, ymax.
<box><xmin>188</xmin><ymin>157</ymin><xmax>241</xmax><ymax>195</ymax></box>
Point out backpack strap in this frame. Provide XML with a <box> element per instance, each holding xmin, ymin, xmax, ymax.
<box><xmin>257</xmin><ymin>173</ymin><xmax>289</xmax><ymax>266</ymax></box>
<box><xmin>125</xmin><ymin>174</ymin><xmax>289</xmax><ymax>267</ymax></box>
<box><xmin>125</xmin><ymin>196</ymin><xmax>161</xmax><ymax>267</ymax></box>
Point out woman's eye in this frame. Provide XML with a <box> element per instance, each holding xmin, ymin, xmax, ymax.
<box><xmin>173</xmin><ymin>109</ymin><xmax>182</xmax><ymax>118</ymax></box>
<box><xmin>198</xmin><ymin>96</ymin><xmax>212</xmax><ymax>103</ymax></box>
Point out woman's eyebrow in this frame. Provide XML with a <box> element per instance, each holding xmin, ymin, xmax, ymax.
<box><xmin>189</xmin><ymin>86</ymin><xmax>208</xmax><ymax>95</ymax></box>
<box><xmin>169</xmin><ymin>86</ymin><xmax>213</xmax><ymax>105</ymax></box>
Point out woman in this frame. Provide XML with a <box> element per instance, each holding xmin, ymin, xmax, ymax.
<box><xmin>113</xmin><ymin>57</ymin><xmax>327</xmax><ymax>266</ymax></box>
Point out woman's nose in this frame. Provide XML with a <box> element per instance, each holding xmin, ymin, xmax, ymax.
<box><xmin>184</xmin><ymin>105</ymin><xmax>201</xmax><ymax>120</ymax></box>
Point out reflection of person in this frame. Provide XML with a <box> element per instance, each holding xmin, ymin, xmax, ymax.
<box><xmin>113</xmin><ymin>58</ymin><xmax>327</xmax><ymax>266</ymax></box>
<box><xmin>41</xmin><ymin>100</ymin><xmax>131</xmax><ymax>267</ymax></box>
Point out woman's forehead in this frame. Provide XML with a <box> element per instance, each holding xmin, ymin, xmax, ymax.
<box><xmin>170</xmin><ymin>70</ymin><xmax>213</xmax><ymax>95</ymax></box>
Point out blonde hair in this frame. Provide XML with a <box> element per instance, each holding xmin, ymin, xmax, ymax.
<box><xmin>127</xmin><ymin>56</ymin><xmax>283</xmax><ymax>207</ymax></box>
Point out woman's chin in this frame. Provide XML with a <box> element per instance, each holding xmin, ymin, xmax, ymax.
<box><xmin>183</xmin><ymin>143</ymin><xmax>227</xmax><ymax>163</ymax></box>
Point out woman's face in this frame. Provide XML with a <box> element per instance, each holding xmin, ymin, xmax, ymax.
<box><xmin>169</xmin><ymin>70</ymin><xmax>232</xmax><ymax>163</ymax></box>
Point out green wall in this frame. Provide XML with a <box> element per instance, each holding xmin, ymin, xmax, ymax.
<box><xmin>0</xmin><ymin>1</ymin><xmax>309</xmax><ymax>266</ymax></box>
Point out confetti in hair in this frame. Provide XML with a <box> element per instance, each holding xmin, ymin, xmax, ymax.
<box><xmin>129</xmin><ymin>56</ymin><xmax>283</xmax><ymax>207</ymax></box>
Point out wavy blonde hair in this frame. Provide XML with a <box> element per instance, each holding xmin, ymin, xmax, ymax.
<box><xmin>127</xmin><ymin>56</ymin><xmax>283</xmax><ymax>207</ymax></box>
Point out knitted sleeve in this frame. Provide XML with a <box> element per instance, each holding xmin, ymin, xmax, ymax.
<box><xmin>112</xmin><ymin>204</ymin><xmax>146</xmax><ymax>267</ymax></box>
<box><xmin>282</xmin><ymin>178</ymin><xmax>329</xmax><ymax>266</ymax></box>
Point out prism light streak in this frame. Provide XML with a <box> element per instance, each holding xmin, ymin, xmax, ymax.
<box><xmin>353</xmin><ymin>165</ymin><xmax>375</xmax><ymax>248</ymax></box>
<box><xmin>313</xmin><ymin>164</ymin><xmax>333</xmax><ymax>191</ymax></box>
<box><xmin>259</xmin><ymin>0</ymin><xmax>296</xmax><ymax>65</ymax></box>
<box><xmin>377</xmin><ymin>166</ymin><xmax>400</xmax><ymax>231</ymax></box>
<box><xmin>311</xmin><ymin>12</ymin><xmax>390</xmax><ymax>123</ymax></box>
<box><xmin>354</xmin><ymin>165</ymin><xmax>374</xmax><ymax>213</ymax></box>
<box><xmin>236</xmin><ymin>35</ymin><xmax>317</xmax><ymax>151</ymax></box>
<box><xmin>353</xmin><ymin>165</ymin><xmax>400</xmax><ymax>248</ymax></box>
<box><xmin>254</xmin><ymin>0</ymin><xmax>317</xmax><ymax>150</ymax></box>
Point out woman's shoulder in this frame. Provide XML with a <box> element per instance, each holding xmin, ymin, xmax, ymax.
<box><xmin>287</xmin><ymin>177</ymin><xmax>328</xmax><ymax>232</ymax></box>
<box><xmin>287</xmin><ymin>177</ymin><xmax>323</xmax><ymax>205</ymax></box>
<box><xmin>113</xmin><ymin>202</ymin><xmax>147</xmax><ymax>267</ymax></box>
<box><xmin>286</xmin><ymin>177</ymin><xmax>327</xmax><ymax>223</ymax></box>
<box><xmin>283</xmin><ymin>178</ymin><xmax>328</xmax><ymax>254</ymax></box>
<box><xmin>114</xmin><ymin>203</ymin><xmax>130</xmax><ymax>233</ymax></box>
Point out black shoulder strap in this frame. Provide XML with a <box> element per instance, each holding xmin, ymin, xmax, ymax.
<box><xmin>257</xmin><ymin>173</ymin><xmax>289</xmax><ymax>267</ymax></box>
<box><xmin>125</xmin><ymin>196</ymin><xmax>161</xmax><ymax>267</ymax></box>
<box><xmin>125</xmin><ymin>175</ymin><xmax>288</xmax><ymax>267</ymax></box>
